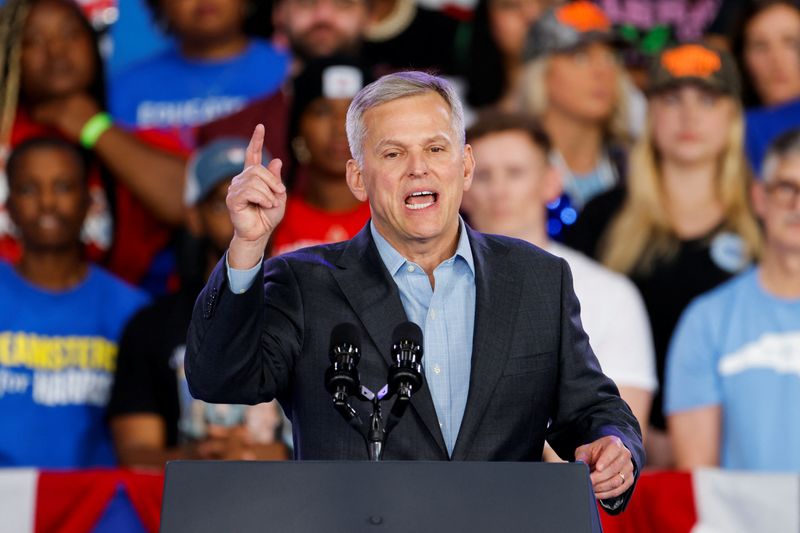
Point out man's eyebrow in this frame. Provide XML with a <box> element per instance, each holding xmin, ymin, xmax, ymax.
<box><xmin>374</xmin><ymin>138</ymin><xmax>405</xmax><ymax>151</ymax></box>
<box><xmin>374</xmin><ymin>134</ymin><xmax>453</xmax><ymax>151</ymax></box>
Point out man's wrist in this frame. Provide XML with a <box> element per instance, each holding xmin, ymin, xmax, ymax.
<box><xmin>228</xmin><ymin>234</ymin><xmax>269</xmax><ymax>270</ymax></box>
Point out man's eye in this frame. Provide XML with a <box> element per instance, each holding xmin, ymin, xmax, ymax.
<box><xmin>385</xmin><ymin>152</ymin><xmax>399</xmax><ymax>159</ymax></box>
<box><xmin>430</xmin><ymin>146</ymin><xmax>444</xmax><ymax>153</ymax></box>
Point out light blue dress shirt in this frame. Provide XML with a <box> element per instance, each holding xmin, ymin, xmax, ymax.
<box><xmin>226</xmin><ymin>220</ymin><xmax>477</xmax><ymax>455</ymax></box>
<box><xmin>369</xmin><ymin>220</ymin><xmax>476</xmax><ymax>456</ymax></box>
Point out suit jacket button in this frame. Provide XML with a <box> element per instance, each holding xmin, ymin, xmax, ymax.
<box><xmin>204</xmin><ymin>288</ymin><xmax>218</xmax><ymax>319</ymax></box>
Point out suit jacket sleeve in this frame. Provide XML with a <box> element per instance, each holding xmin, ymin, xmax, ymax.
<box><xmin>185</xmin><ymin>254</ymin><xmax>303</xmax><ymax>405</ymax></box>
<box><xmin>545</xmin><ymin>258</ymin><xmax>645</xmax><ymax>514</ymax></box>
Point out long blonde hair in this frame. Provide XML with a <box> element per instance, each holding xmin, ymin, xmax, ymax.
<box><xmin>520</xmin><ymin>54</ymin><xmax>632</xmax><ymax>146</ymax></box>
<box><xmin>600</xmin><ymin>102</ymin><xmax>762</xmax><ymax>275</ymax></box>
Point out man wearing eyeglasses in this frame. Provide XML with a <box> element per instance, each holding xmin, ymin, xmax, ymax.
<box><xmin>665</xmin><ymin>128</ymin><xmax>800</xmax><ymax>472</ymax></box>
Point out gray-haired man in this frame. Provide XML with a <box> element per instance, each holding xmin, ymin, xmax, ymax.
<box><xmin>186</xmin><ymin>72</ymin><xmax>643</xmax><ymax>512</ymax></box>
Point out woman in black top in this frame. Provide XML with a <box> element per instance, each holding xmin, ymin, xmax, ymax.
<box><xmin>564</xmin><ymin>43</ymin><xmax>762</xmax><ymax>468</ymax></box>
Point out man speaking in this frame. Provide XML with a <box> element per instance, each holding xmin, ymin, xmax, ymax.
<box><xmin>186</xmin><ymin>72</ymin><xmax>643</xmax><ymax>512</ymax></box>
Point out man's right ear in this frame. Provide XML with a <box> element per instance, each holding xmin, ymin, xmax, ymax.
<box><xmin>346</xmin><ymin>160</ymin><xmax>368</xmax><ymax>202</ymax></box>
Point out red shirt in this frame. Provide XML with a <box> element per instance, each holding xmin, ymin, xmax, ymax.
<box><xmin>270</xmin><ymin>196</ymin><xmax>371</xmax><ymax>256</ymax></box>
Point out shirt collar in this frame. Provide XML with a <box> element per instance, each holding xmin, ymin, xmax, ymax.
<box><xmin>370</xmin><ymin>218</ymin><xmax>475</xmax><ymax>277</ymax></box>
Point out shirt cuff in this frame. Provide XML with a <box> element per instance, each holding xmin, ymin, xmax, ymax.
<box><xmin>598</xmin><ymin>461</ymin><xmax>637</xmax><ymax>511</ymax></box>
<box><xmin>225</xmin><ymin>253</ymin><xmax>263</xmax><ymax>294</ymax></box>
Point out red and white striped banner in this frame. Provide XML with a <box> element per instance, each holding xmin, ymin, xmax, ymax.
<box><xmin>0</xmin><ymin>468</ymin><xmax>797</xmax><ymax>532</ymax></box>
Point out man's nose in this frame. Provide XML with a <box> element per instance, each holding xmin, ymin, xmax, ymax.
<box><xmin>406</xmin><ymin>151</ymin><xmax>429</xmax><ymax>177</ymax></box>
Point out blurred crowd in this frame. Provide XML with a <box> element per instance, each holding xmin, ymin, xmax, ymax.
<box><xmin>0</xmin><ymin>0</ymin><xmax>798</xmax><ymax>474</ymax></box>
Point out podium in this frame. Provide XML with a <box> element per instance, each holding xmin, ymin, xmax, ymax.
<box><xmin>160</xmin><ymin>461</ymin><xmax>603</xmax><ymax>533</ymax></box>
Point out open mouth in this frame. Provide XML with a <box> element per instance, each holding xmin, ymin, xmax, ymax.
<box><xmin>404</xmin><ymin>191</ymin><xmax>438</xmax><ymax>211</ymax></box>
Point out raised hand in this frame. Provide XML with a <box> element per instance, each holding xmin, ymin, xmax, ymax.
<box><xmin>226</xmin><ymin>124</ymin><xmax>286</xmax><ymax>269</ymax></box>
<box><xmin>31</xmin><ymin>93</ymin><xmax>101</xmax><ymax>141</ymax></box>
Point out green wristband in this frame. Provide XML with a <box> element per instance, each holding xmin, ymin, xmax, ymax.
<box><xmin>79</xmin><ymin>112</ymin><xmax>113</xmax><ymax>149</ymax></box>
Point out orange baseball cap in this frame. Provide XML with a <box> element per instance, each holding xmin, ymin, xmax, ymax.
<box><xmin>648</xmin><ymin>43</ymin><xmax>740</xmax><ymax>97</ymax></box>
<box><xmin>523</xmin><ymin>1</ymin><xmax>620</xmax><ymax>61</ymax></box>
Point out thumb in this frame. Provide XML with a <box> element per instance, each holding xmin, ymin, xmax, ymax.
<box><xmin>574</xmin><ymin>444</ymin><xmax>591</xmax><ymax>463</ymax></box>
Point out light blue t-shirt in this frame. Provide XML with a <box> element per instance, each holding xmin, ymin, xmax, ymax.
<box><xmin>0</xmin><ymin>262</ymin><xmax>149</xmax><ymax>468</ymax></box>
<box><xmin>109</xmin><ymin>39</ymin><xmax>289</xmax><ymax>146</ymax></box>
<box><xmin>665</xmin><ymin>268</ymin><xmax>800</xmax><ymax>471</ymax></box>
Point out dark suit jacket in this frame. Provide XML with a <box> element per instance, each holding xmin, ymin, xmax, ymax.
<box><xmin>186</xmin><ymin>224</ymin><xmax>644</xmax><ymax>512</ymax></box>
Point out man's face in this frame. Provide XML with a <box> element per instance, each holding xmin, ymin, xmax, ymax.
<box><xmin>7</xmin><ymin>146</ymin><xmax>89</xmax><ymax>252</ymax></box>
<box><xmin>280</xmin><ymin>0</ymin><xmax>367</xmax><ymax>60</ymax></box>
<box><xmin>755</xmin><ymin>154</ymin><xmax>800</xmax><ymax>254</ymax></box>
<box><xmin>463</xmin><ymin>130</ymin><xmax>558</xmax><ymax>240</ymax></box>
<box><xmin>346</xmin><ymin>92</ymin><xmax>474</xmax><ymax>252</ymax></box>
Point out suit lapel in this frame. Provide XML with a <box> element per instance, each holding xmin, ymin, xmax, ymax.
<box><xmin>452</xmin><ymin>229</ymin><xmax>520</xmax><ymax>460</ymax></box>
<box><xmin>331</xmin><ymin>225</ymin><xmax>448</xmax><ymax>456</ymax></box>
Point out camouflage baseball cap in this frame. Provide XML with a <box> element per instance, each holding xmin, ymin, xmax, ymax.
<box><xmin>523</xmin><ymin>1</ymin><xmax>619</xmax><ymax>61</ymax></box>
<box><xmin>648</xmin><ymin>43</ymin><xmax>741</xmax><ymax>97</ymax></box>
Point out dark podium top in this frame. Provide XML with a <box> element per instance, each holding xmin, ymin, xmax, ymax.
<box><xmin>160</xmin><ymin>460</ymin><xmax>602</xmax><ymax>533</ymax></box>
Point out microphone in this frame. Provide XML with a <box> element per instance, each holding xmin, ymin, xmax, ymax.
<box><xmin>388</xmin><ymin>321</ymin><xmax>424</xmax><ymax>401</ymax></box>
<box><xmin>324</xmin><ymin>323</ymin><xmax>362</xmax><ymax>404</ymax></box>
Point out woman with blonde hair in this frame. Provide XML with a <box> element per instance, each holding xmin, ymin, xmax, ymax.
<box><xmin>564</xmin><ymin>42</ymin><xmax>762</xmax><ymax>467</ymax></box>
<box><xmin>518</xmin><ymin>1</ymin><xmax>636</xmax><ymax>234</ymax></box>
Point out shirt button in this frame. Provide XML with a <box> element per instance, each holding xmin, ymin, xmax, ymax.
<box><xmin>430</xmin><ymin>309</ymin><xmax>437</xmax><ymax>320</ymax></box>
<box><xmin>406</xmin><ymin>265</ymin><xmax>415</xmax><ymax>273</ymax></box>
<box><xmin>433</xmin><ymin>364</ymin><xmax>441</xmax><ymax>374</ymax></box>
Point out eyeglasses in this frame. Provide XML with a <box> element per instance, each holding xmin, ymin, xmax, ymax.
<box><xmin>766</xmin><ymin>179</ymin><xmax>800</xmax><ymax>208</ymax></box>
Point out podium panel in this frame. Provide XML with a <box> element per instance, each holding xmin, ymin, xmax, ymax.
<box><xmin>160</xmin><ymin>461</ymin><xmax>602</xmax><ymax>533</ymax></box>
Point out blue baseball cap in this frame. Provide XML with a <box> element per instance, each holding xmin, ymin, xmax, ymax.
<box><xmin>184</xmin><ymin>137</ymin><xmax>270</xmax><ymax>206</ymax></box>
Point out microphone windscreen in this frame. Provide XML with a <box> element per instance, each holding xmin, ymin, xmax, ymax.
<box><xmin>329</xmin><ymin>322</ymin><xmax>361</xmax><ymax>352</ymax></box>
<box><xmin>392</xmin><ymin>321</ymin><xmax>423</xmax><ymax>346</ymax></box>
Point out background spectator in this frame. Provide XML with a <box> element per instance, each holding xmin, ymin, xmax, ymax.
<box><xmin>733</xmin><ymin>0</ymin><xmax>800</xmax><ymax>109</ymax></box>
<box><xmin>462</xmin><ymin>0</ymin><xmax>555</xmax><ymax>110</ymax></box>
<box><xmin>598</xmin><ymin>0</ymin><xmax>735</xmax><ymax>90</ymax></box>
<box><xmin>666</xmin><ymin>128</ymin><xmax>800</xmax><ymax>471</ymax></box>
<box><xmin>274</xmin><ymin>0</ymin><xmax>368</xmax><ymax>65</ymax></box>
<box><xmin>109</xmin><ymin>138</ymin><xmax>288</xmax><ymax>467</ymax></box>
<box><xmin>109</xmin><ymin>0</ymin><xmax>290</xmax><ymax>149</ymax></box>
<box><xmin>0</xmin><ymin>0</ymin><xmax>188</xmax><ymax>294</ymax></box>
<box><xmin>0</xmin><ymin>137</ymin><xmax>148</xmax><ymax>467</ymax></box>
<box><xmin>565</xmin><ymin>43</ymin><xmax>762</xmax><ymax>467</ymax></box>
<box><xmin>196</xmin><ymin>0</ymin><xmax>370</xmax><ymax>157</ymax></box>
<box><xmin>519</xmin><ymin>1</ymin><xmax>632</xmax><ymax>239</ymax></box>
<box><xmin>731</xmin><ymin>1</ymin><xmax>800</xmax><ymax>173</ymax></box>
<box><xmin>462</xmin><ymin>110</ymin><xmax>656</xmax><ymax>437</ymax></box>
<box><xmin>363</xmin><ymin>0</ymin><xmax>462</xmax><ymax>76</ymax></box>
<box><xmin>107</xmin><ymin>0</ymin><xmax>278</xmax><ymax>76</ymax></box>
<box><xmin>270</xmin><ymin>58</ymin><xmax>371</xmax><ymax>255</ymax></box>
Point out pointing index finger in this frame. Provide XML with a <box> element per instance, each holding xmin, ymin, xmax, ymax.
<box><xmin>245</xmin><ymin>124</ymin><xmax>265</xmax><ymax>168</ymax></box>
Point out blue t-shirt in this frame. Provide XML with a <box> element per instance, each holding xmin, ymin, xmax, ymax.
<box><xmin>109</xmin><ymin>39</ymin><xmax>289</xmax><ymax>146</ymax></box>
<box><xmin>745</xmin><ymin>98</ymin><xmax>800</xmax><ymax>176</ymax></box>
<box><xmin>0</xmin><ymin>262</ymin><xmax>149</xmax><ymax>468</ymax></box>
<box><xmin>665</xmin><ymin>268</ymin><xmax>800</xmax><ymax>471</ymax></box>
